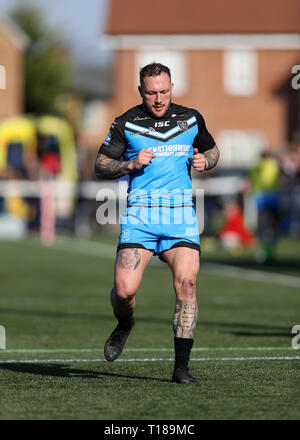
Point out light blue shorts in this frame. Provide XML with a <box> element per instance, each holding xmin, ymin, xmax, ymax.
<box><xmin>117</xmin><ymin>205</ymin><xmax>200</xmax><ymax>260</ymax></box>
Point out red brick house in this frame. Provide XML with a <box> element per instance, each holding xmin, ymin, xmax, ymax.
<box><xmin>0</xmin><ymin>14</ymin><xmax>28</xmax><ymax>121</ymax></box>
<box><xmin>102</xmin><ymin>0</ymin><xmax>300</xmax><ymax>169</ymax></box>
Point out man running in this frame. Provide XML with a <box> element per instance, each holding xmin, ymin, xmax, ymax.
<box><xmin>95</xmin><ymin>63</ymin><xmax>219</xmax><ymax>384</ymax></box>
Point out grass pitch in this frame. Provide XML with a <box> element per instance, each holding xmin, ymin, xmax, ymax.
<box><xmin>0</xmin><ymin>235</ymin><xmax>299</xmax><ymax>420</ymax></box>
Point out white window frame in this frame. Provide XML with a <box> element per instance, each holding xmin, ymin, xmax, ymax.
<box><xmin>0</xmin><ymin>65</ymin><xmax>6</xmax><ymax>90</ymax></box>
<box><xmin>136</xmin><ymin>49</ymin><xmax>188</xmax><ymax>96</ymax></box>
<box><xmin>82</xmin><ymin>100</ymin><xmax>107</xmax><ymax>132</ymax></box>
<box><xmin>224</xmin><ymin>48</ymin><xmax>257</xmax><ymax>96</ymax></box>
<box><xmin>217</xmin><ymin>129</ymin><xmax>266</xmax><ymax>169</ymax></box>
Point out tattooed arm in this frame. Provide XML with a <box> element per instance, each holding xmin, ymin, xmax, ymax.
<box><xmin>191</xmin><ymin>144</ymin><xmax>220</xmax><ymax>173</ymax></box>
<box><xmin>95</xmin><ymin>153</ymin><xmax>134</xmax><ymax>180</ymax></box>
<box><xmin>95</xmin><ymin>148</ymin><xmax>155</xmax><ymax>180</ymax></box>
<box><xmin>203</xmin><ymin>144</ymin><xmax>220</xmax><ymax>170</ymax></box>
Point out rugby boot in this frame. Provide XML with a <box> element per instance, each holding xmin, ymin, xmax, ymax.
<box><xmin>104</xmin><ymin>316</ymin><xmax>135</xmax><ymax>362</ymax></box>
<box><xmin>172</xmin><ymin>367</ymin><xmax>198</xmax><ymax>384</ymax></box>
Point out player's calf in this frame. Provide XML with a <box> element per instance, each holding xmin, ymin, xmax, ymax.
<box><xmin>172</xmin><ymin>281</ymin><xmax>198</xmax><ymax>384</ymax></box>
<box><xmin>110</xmin><ymin>286</ymin><xmax>136</xmax><ymax>318</ymax></box>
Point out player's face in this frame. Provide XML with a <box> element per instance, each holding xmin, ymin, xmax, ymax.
<box><xmin>139</xmin><ymin>72</ymin><xmax>173</xmax><ymax>118</ymax></box>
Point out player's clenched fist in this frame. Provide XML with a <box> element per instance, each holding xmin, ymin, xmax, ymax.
<box><xmin>190</xmin><ymin>148</ymin><xmax>208</xmax><ymax>172</ymax></box>
<box><xmin>131</xmin><ymin>148</ymin><xmax>156</xmax><ymax>170</ymax></box>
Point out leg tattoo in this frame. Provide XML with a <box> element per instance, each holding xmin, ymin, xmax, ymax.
<box><xmin>173</xmin><ymin>300</ymin><xmax>198</xmax><ymax>338</ymax></box>
<box><xmin>116</xmin><ymin>249</ymin><xmax>141</xmax><ymax>270</ymax></box>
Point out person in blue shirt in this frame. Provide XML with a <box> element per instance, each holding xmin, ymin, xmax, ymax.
<box><xmin>95</xmin><ymin>63</ymin><xmax>219</xmax><ymax>384</ymax></box>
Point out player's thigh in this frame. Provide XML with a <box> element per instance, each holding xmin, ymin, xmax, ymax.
<box><xmin>114</xmin><ymin>247</ymin><xmax>153</xmax><ymax>297</ymax></box>
<box><xmin>162</xmin><ymin>246</ymin><xmax>200</xmax><ymax>281</ymax></box>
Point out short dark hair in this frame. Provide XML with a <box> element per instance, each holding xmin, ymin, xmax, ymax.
<box><xmin>139</xmin><ymin>63</ymin><xmax>171</xmax><ymax>88</ymax></box>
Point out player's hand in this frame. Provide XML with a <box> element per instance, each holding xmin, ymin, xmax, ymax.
<box><xmin>131</xmin><ymin>148</ymin><xmax>156</xmax><ymax>170</ymax></box>
<box><xmin>190</xmin><ymin>148</ymin><xmax>208</xmax><ymax>172</ymax></box>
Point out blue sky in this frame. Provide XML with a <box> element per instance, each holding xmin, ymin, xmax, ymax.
<box><xmin>0</xmin><ymin>0</ymin><xmax>112</xmax><ymax>66</ymax></box>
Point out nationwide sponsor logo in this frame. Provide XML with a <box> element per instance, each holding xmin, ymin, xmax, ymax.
<box><xmin>151</xmin><ymin>144</ymin><xmax>191</xmax><ymax>156</ymax></box>
<box><xmin>177</xmin><ymin>120</ymin><xmax>188</xmax><ymax>131</ymax></box>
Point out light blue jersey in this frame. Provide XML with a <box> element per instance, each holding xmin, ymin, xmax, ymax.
<box><xmin>98</xmin><ymin>103</ymin><xmax>215</xmax><ymax>258</ymax></box>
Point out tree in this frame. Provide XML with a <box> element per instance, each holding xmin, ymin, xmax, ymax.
<box><xmin>10</xmin><ymin>5</ymin><xmax>73</xmax><ymax>115</ymax></box>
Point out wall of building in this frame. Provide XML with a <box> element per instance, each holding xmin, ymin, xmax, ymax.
<box><xmin>109</xmin><ymin>48</ymin><xmax>299</xmax><ymax>167</ymax></box>
<box><xmin>0</xmin><ymin>25</ymin><xmax>24</xmax><ymax>120</ymax></box>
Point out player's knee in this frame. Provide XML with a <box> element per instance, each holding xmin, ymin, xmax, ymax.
<box><xmin>175</xmin><ymin>276</ymin><xmax>197</xmax><ymax>300</ymax></box>
<box><xmin>115</xmin><ymin>279</ymin><xmax>137</xmax><ymax>300</ymax></box>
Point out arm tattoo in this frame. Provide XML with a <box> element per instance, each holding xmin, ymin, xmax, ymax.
<box><xmin>173</xmin><ymin>300</ymin><xmax>198</xmax><ymax>339</ymax></box>
<box><xmin>203</xmin><ymin>145</ymin><xmax>220</xmax><ymax>170</ymax></box>
<box><xmin>95</xmin><ymin>153</ymin><xmax>132</xmax><ymax>180</ymax></box>
<box><xmin>116</xmin><ymin>249</ymin><xmax>141</xmax><ymax>270</ymax></box>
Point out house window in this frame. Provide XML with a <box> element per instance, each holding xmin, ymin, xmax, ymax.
<box><xmin>82</xmin><ymin>100</ymin><xmax>107</xmax><ymax>131</ymax></box>
<box><xmin>217</xmin><ymin>130</ymin><xmax>266</xmax><ymax>169</ymax></box>
<box><xmin>136</xmin><ymin>50</ymin><xmax>188</xmax><ymax>96</ymax></box>
<box><xmin>224</xmin><ymin>49</ymin><xmax>257</xmax><ymax>95</ymax></box>
<box><xmin>0</xmin><ymin>65</ymin><xmax>6</xmax><ymax>89</ymax></box>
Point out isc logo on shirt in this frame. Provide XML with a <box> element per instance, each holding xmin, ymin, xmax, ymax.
<box><xmin>154</xmin><ymin>121</ymin><xmax>170</xmax><ymax>128</ymax></box>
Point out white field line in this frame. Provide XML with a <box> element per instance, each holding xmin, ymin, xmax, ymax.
<box><xmin>203</xmin><ymin>262</ymin><xmax>300</xmax><ymax>289</ymax></box>
<box><xmin>54</xmin><ymin>236</ymin><xmax>116</xmax><ymax>259</ymax></box>
<box><xmin>0</xmin><ymin>346</ymin><xmax>293</xmax><ymax>353</ymax></box>
<box><xmin>0</xmin><ymin>356</ymin><xmax>299</xmax><ymax>364</ymax></box>
<box><xmin>45</xmin><ymin>236</ymin><xmax>300</xmax><ymax>289</ymax></box>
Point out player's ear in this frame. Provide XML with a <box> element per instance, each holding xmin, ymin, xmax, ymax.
<box><xmin>138</xmin><ymin>85</ymin><xmax>143</xmax><ymax>97</ymax></box>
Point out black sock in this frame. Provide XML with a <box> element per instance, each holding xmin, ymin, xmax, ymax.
<box><xmin>115</xmin><ymin>313</ymin><xmax>134</xmax><ymax>331</ymax></box>
<box><xmin>174</xmin><ymin>337</ymin><xmax>194</xmax><ymax>370</ymax></box>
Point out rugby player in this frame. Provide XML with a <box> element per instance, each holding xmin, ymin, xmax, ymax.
<box><xmin>95</xmin><ymin>63</ymin><xmax>219</xmax><ymax>384</ymax></box>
